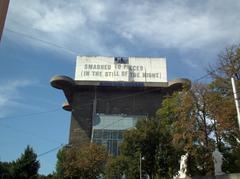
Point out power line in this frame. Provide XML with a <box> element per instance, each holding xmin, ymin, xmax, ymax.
<box><xmin>38</xmin><ymin>144</ymin><xmax>65</xmax><ymax>158</ymax></box>
<box><xmin>193</xmin><ymin>73</ymin><xmax>211</xmax><ymax>82</ymax></box>
<box><xmin>0</xmin><ymin>122</ymin><xmax>63</xmax><ymax>144</ymax></box>
<box><xmin>5</xmin><ymin>27</ymin><xmax>226</xmax><ymax>85</ymax></box>
<box><xmin>5</xmin><ymin>27</ymin><xmax>124</xmax><ymax>66</ymax></box>
<box><xmin>73</xmin><ymin>87</ymin><xmax>164</xmax><ymax>111</ymax></box>
<box><xmin>0</xmin><ymin>77</ymin><xmax>201</xmax><ymax>121</ymax></box>
<box><xmin>4</xmin><ymin>26</ymin><xmax>238</xmax><ymax>84</ymax></box>
<box><xmin>5</xmin><ymin>28</ymin><xmax>164</xmax><ymax>66</ymax></box>
<box><xmin>0</xmin><ymin>72</ymin><xmax>233</xmax><ymax>122</ymax></box>
<box><xmin>4</xmin><ymin>27</ymin><xmax>238</xmax><ymax>122</ymax></box>
<box><xmin>5</xmin><ymin>28</ymin><xmax>78</xmax><ymax>55</ymax></box>
<box><xmin>0</xmin><ymin>108</ymin><xmax>61</xmax><ymax>121</ymax></box>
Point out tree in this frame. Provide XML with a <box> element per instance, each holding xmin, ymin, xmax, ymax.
<box><xmin>11</xmin><ymin>145</ymin><xmax>40</xmax><ymax>179</ymax></box>
<box><xmin>158</xmin><ymin>87</ymin><xmax>215</xmax><ymax>176</ymax></box>
<box><xmin>208</xmin><ymin>45</ymin><xmax>240</xmax><ymax>142</ymax></box>
<box><xmin>156</xmin><ymin>102</ymin><xmax>184</xmax><ymax>178</ymax></box>
<box><xmin>56</xmin><ymin>143</ymin><xmax>108</xmax><ymax>179</ymax></box>
<box><xmin>37</xmin><ymin>173</ymin><xmax>58</xmax><ymax>179</ymax></box>
<box><xmin>120</xmin><ymin>118</ymin><xmax>160</xmax><ymax>179</ymax></box>
<box><xmin>55</xmin><ymin>147</ymin><xmax>66</xmax><ymax>179</ymax></box>
<box><xmin>0</xmin><ymin>161</ymin><xmax>12</xmax><ymax>179</ymax></box>
<box><xmin>119</xmin><ymin>116</ymin><xmax>182</xmax><ymax>178</ymax></box>
<box><xmin>208</xmin><ymin>44</ymin><xmax>240</xmax><ymax>173</ymax></box>
<box><xmin>105</xmin><ymin>155</ymin><xmax>128</xmax><ymax>179</ymax></box>
<box><xmin>209</xmin><ymin>44</ymin><xmax>240</xmax><ymax>81</ymax></box>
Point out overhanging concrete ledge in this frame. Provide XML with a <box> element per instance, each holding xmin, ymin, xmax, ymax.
<box><xmin>50</xmin><ymin>75</ymin><xmax>75</xmax><ymax>90</ymax></box>
<box><xmin>50</xmin><ymin>75</ymin><xmax>191</xmax><ymax>112</ymax></box>
<box><xmin>168</xmin><ymin>78</ymin><xmax>191</xmax><ymax>90</ymax></box>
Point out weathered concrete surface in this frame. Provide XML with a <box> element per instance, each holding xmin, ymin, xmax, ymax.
<box><xmin>51</xmin><ymin>76</ymin><xmax>190</xmax><ymax>145</ymax></box>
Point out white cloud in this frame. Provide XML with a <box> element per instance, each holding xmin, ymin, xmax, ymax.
<box><xmin>111</xmin><ymin>0</ymin><xmax>240</xmax><ymax>50</ymax></box>
<box><xmin>0</xmin><ymin>80</ymin><xmax>33</xmax><ymax>117</ymax></box>
<box><xmin>4</xmin><ymin>0</ymin><xmax>240</xmax><ymax>65</ymax></box>
<box><xmin>33</xmin><ymin>9</ymin><xmax>85</xmax><ymax>33</ymax></box>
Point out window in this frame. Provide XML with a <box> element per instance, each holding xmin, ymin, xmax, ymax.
<box><xmin>114</xmin><ymin>57</ymin><xmax>129</xmax><ymax>64</ymax></box>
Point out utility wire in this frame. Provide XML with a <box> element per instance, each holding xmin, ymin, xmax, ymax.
<box><xmin>0</xmin><ymin>73</ymin><xmax>235</xmax><ymax>121</ymax></box>
<box><xmin>0</xmin><ymin>74</ymin><xmax>214</xmax><ymax>121</ymax></box>
<box><xmin>4</xmin><ymin>27</ymin><xmax>239</xmax><ymax>120</ymax></box>
<box><xmin>0</xmin><ymin>75</ymin><xmax>208</xmax><ymax>121</ymax></box>
<box><xmin>0</xmin><ymin>108</ymin><xmax>61</xmax><ymax>121</ymax></box>
<box><xmin>5</xmin><ymin>22</ymin><xmax>240</xmax><ymax>160</ymax></box>
<box><xmin>5</xmin><ymin>28</ymin><xmax>160</xmax><ymax>65</ymax></box>
<box><xmin>0</xmin><ymin>122</ymin><xmax>63</xmax><ymax>144</ymax></box>
<box><xmin>5</xmin><ymin>28</ymin><xmax>78</xmax><ymax>55</ymax></box>
<box><xmin>73</xmin><ymin>87</ymin><xmax>163</xmax><ymax>111</ymax></box>
<box><xmin>5</xmin><ymin>27</ymin><xmax>239</xmax><ymax>83</ymax></box>
<box><xmin>194</xmin><ymin>73</ymin><xmax>211</xmax><ymax>82</ymax></box>
<box><xmin>38</xmin><ymin>144</ymin><xmax>65</xmax><ymax>158</ymax></box>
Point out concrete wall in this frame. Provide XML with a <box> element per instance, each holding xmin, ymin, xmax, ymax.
<box><xmin>69</xmin><ymin>86</ymin><xmax>172</xmax><ymax>145</ymax></box>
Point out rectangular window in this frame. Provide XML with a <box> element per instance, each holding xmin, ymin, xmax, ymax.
<box><xmin>93</xmin><ymin>129</ymin><xmax>102</xmax><ymax>139</ymax></box>
<box><xmin>103</xmin><ymin>130</ymin><xmax>109</xmax><ymax>139</ymax></box>
<box><xmin>114</xmin><ymin>57</ymin><xmax>129</xmax><ymax>64</ymax></box>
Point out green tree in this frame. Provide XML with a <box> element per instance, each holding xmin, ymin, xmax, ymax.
<box><xmin>158</xmin><ymin>87</ymin><xmax>215</xmax><ymax>176</ymax></box>
<box><xmin>119</xmin><ymin>116</ymin><xmax>182</xmax><ymax>178</ymax></box>
<box><xmin>120</xmin><ymin>118</ymin><xmax>159</xmax><ymax>179</ymax></box>
<box><xmin>156</xmin><ymin>100</ymin><xmax>186</xmax><ymax>178</ymax></box>
<box><xmin>208</xmin><ymin>44</ymin><xmax>240</xmax><ymax>173</ymax></box>
<box><xmin>55</xmin><ymin>147</ymin><xmax>66</xmax><ymax>179</ymax></box>
<box><xmin>208</xmin><ymin>45</ymin><xmax>240</xmax><ymax>143</ymax></box>
<box><xmin>105</xmin><ymin>155</ymin><xmax>128</xmax><ymax>179</ymax></box>
<box><xmin>37</xmin><ymin>173</ymin><xmax>58</xmax><ymax>179</ymax></box>
<box><xmin>0</xmin><ymin>161</ymin><xmax>12</xmax><ymax>179</ymax></box>
<box><xmin>56</xmin><ymin>143</ymin><xmax>108</xmax><ymax>179</ymax></box>
<box><xmin>11</xmin><ymin>145</ymin><xmax>40</xmax><ymax>179</ymax></box>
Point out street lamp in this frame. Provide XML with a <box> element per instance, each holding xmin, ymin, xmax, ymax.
<box><xmin>140</xmin><ymin>153</ymin><xmax>145</xmax><ymax>179</ymax></box>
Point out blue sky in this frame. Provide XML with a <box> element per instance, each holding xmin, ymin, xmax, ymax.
<box><xmin>0</xmin><ymin>0</ymin><xmax>240</xmax><ymax>175</ymax></box>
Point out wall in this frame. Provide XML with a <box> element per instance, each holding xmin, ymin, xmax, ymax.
<box><xmin>68</xmin><ymin>85</ymin><xmax>171</xmax><ymax>145</ymax></box>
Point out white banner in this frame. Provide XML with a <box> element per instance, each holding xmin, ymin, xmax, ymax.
<box><xmin>75</xmin><ymin>56</ymin><xmax>167</xmax><ymax>82</ymax></box>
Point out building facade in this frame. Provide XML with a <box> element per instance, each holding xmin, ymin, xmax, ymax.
<box><xmin>51</xmin><ymin>56</ymin><xmax>190</xmax><ymax>154</ymax></box>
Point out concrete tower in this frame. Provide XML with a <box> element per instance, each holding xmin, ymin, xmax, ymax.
<box><xmin>51</xmin><ymin>56</ymin><xmax>190</xmax><ymax>154</ymax></box>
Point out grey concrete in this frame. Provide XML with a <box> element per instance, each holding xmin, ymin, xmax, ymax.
<box><xmin>51</xmin><ymin>75</ymin><xmax>190</xmax><ymax>145</ymax></box>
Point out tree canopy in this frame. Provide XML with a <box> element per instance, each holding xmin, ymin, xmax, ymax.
<box><xmin>105</xmin><ymin>44</ymin><xmax>240</xmax><ymax>178</ymax></box>
<box><xmin>56</xmin><ymin>143</ymin><xmax>108</xmax><ymax>179</ymax></box>
<box><xmin>0</xmin><ymin>145</ymin><xmax>40</xmax><ymax>179</ymax></box>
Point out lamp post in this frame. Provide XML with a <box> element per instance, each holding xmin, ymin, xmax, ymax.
<box><xmin>231</xmin><ymin>77</ymin><xmax>240</xmax><ymax>130</ymax></box>
<box><xmin>140</xmin><ymin>153</ymin><xmax>142</xmax><ymax>179</ymax></box>
<box><xmin>140</xmin><ymin>153</ymin><xmax>145</xmax><ymax>179</ymax></box>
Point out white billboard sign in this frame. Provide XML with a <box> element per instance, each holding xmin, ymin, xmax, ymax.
<box><xmin>75</xmin><ymin>56</ymin><xmax>167</xmax><ymax>82</ymax></box>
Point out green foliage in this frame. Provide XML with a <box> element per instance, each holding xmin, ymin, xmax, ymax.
<box><xmin>0</xmin><ymin>145</ymin><xmax>40</xmax><ymax>179</ymax></box>
<box><xmin>157</xmin><ymin>86</ymin><xmax>216</xmax><ymax>176</ymax></box>
<box><xmin>222</xmin><ymin>145</ymin><xmax>240</xmax><ymax>173</ymax></box>
<box><xmin>121</xmin><ymin>118</ymin><xmax>159</xmax><ymax>178</ymax></box>
<box><xmin>11</xmin><ymin>145</ymin><xmax>40</xmax><ymax>179</ymax></box>
<box><xmin>105</xmin><ymin>152</ymin><xmax>140</xmax><ymax>179</ymax></box>
<box><xmin>55</xmin><ymin>143</ymin><xmax>108</xmax><ymax>179</ymax></box>
<box><xmin>105</xmin><ymin>44</ymin><xmax>240</xmax><ymax>177</ymax></box>
<box><xmin>105</xmin><ymin>155</ymin><xmax>128</xmax><ymax>179</ymax></box>
<box><xmin>208</xmin><ymin>44</ymin><xmax>240</xmax><ymax>173</ymax></box>
<box><xmin>37</xmin><ymin>173</ymin><xmax>58</xmax><ymax>179</ymax></box>
<box><xmin>119</xmin><ymin>117</ymin><xmax>182</xmax><ymax>178</ymax></box>
<box><xmin>55</xmin><ymin>147</ymin><xmax>66</xmax><ymax>179</ymax></box>
<box><xmin>112</xmin><ymin>126</ymin><xmax>142</xmax><ymax>178</ymax></box>
<box><xmin>0</xmin><ymin>161</ymin><xmax>12</xmax><ymax>179</ymax></box>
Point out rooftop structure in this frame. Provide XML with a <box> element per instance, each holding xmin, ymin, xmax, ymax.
<box><xmin>51</xmin><ymin>56</ymin><xmax>190</xmax><ymax>154</ymax></box>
